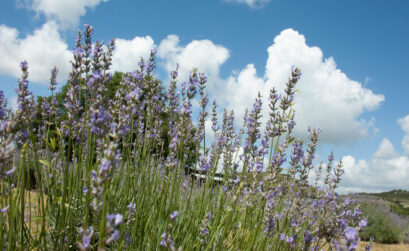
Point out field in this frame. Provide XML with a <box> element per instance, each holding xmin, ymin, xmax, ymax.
<box><xmin>359</xmin><ymin>242</ymin><xmax>409</xmax><ymax>251</ymax></box>
<box><xmin>0</xmin><ymin>24</ymin><xmax>395</xmax><ymax>250</ymax></box>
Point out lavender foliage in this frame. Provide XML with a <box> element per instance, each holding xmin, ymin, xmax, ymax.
<box><xmin>0</xmin><ymin>25</ymin><xmax>372</xmax><ymax>251</ymax></box>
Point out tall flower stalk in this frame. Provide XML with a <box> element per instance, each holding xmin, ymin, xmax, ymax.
<box><xmin>0</xmin><ymin>25</ymin><xmax>368</xmax><ymax>251</ymax></box>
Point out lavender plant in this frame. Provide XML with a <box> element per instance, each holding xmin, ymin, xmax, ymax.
<box><xmin>0</xmin><ymin>25</ymin><xmax>369</xmax><ymax>251</ymax></box>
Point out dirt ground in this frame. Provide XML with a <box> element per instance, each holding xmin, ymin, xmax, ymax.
<box><xmin>359</xmin><ymin>242</ymin><xmax>409</xmax><ymax>251</ymax></box>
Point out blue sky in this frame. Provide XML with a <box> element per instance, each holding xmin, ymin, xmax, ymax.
<box><xmin>0</xmin><ymin>0</ymin><xmax>408</xmax><ymax>193</ymax></box>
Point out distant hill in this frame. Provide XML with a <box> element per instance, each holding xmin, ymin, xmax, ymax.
<box><xmin>350</xmin><ymin>190</ymin><xmax>409</xmax><ymax>217</ymax></box>
<box><xmin>369</xmin><ymin>190</ymin><xmax>409</xmax><ymax>216</ymax></box>
<box><xmin>370</xmin><ymin>189</ymin><xmax>409</xmax><ymax>203</ymax></box>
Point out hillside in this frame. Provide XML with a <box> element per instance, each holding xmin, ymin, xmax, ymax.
<box><xmin>370</xmin><ymin>190</ymin><xmax>409</xmax><ymax>217</ymax></box>
<box><xmin>346</xmin><ymin>191</ymin><xmax>409</xmax><ymax>244</ymax></box>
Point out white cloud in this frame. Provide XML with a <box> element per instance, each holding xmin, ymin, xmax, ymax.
<box><xmin>192</xmin><ymin>29</ymin><xmax>384</xmax><ymax>144</ymax></box>
<box><xmin>111</xmin><ymin>36</ymin><xmax>155</xmax><ymax>73</ymax></box>
<box><xmin>262</xmin><ymin>29</ymin><xmax>384</xmax><ymax>143</ymax></box>
<box><xmin>10</xmin><ymin>96</ymin><xmax>18</xmax><ymax>111</ymax></box>
<box><xmin>338</xmin><ymin>115</ymin><xmax>409</xmax><ymax>193</ymax></box>
<box><xmin>220</xmin><ymin>63</ymin><xmax>265</xmax><ymax>117</ymax></box>
<box><xmin>0</xmin><ymin>24</ymin><xmax>385</xmax><ymax>147</ymax></box>
<box><xmin>95</xmin><ymin>28</ymin><xmax>385</xmax><ymax>146</ymax></box>
<box><xmin>340</xmin><ymin>152</ymin><xmax>409</xmax><ymax>194</ymax></box>
<box><xmin>0</xmin><ymin>23</ymin><xmax>155</xmax><ymax>86</ymax></box>
<box><xmin>158</xmin><ymin>35</ymin><xmax>230</xmax><ymax>81</ymax></box>
<box><xmin>223</xmin><ymin>0</ymin><xmax>271</xmax><ymax>8</ymax></box>
<box><xmin>21</xmin><ymin>0</ymin><xmax>109</xmax><ymax>29</ymax></box>
<box><xmin>398</xmin><ymin>114</ymin><xmax>409</xmax><ymax>156</ymax></box>
<box><xmin>0</xmin><ymin>21</ymin><xmax>72</xmax><ymax>84</ymax></box>
<box><xmin>111</xmin><ymin>34</ymin><xmax>229</xmax><ymax>77</ymax></box>
<box><xmin>373</xmin><ymin>138</ymin><xmax>398</xmax><ymax>159</ymax></box>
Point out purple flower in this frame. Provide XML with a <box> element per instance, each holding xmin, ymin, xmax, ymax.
<box><xmin>291</xmin><ymin>142</ymin><xmax>304</xmax><ymax>162</ymax></box>
<box><xmin>202</xmin><ymin>228</ymin><xmax>209</xmax><ymax>235</ymax></box>
<box><xmin>344</xmin><ymin>227</ymin><xmax>357</xmax><ymax>241</ymax></box>
<box><xmin>288</xmin><ymin>120</ymin><xmax>295</xmax><ymax>130</ymax></box>
<box><xmin>353</xmin><ymin>208</ymin><xmax>362</xmax><ymax>217</ymax></box>
<box><xmin>105</xmin><ymin>229</ymin><xmax>120</xmax><ymax>245</ymax></box>
<box><xmin>160</xmin><ymin>231</ymin><xmax>174</xmax><ymax>249</ymax></box>
<box><xmin>82</xmin><ymin>235</ymin><xmax>91</xmax><ymax>249</ymax></box>
<box><xmin>280</xmin><ymin>233</ymin><xmax>286</xmax><ymax>240</ymax></box>
<box><xmin>48</xmin><ymin>67</ymin><xmax>58</xmax><ymax>93</ymax></box>
<box><xmin>127</xmin><ymin>202</ymin><xmax>136</xmax><ymax>212</ymax></box>
<box><xmin>0</xmin><ymin>90</ymin><xmax>8</xmax><ymax>121</ymax></box>
<box><xmin>106</xmin><ymin>214</ymin><xmax>115</xmax><ymax>222</ymax></box>
<box><xmin>0</xmin><ymin>205</ymin><xmax>9</xmax><ymax>213</ymax></box>
<box><xmin>292</xmin><ymin>66</ymin><xmax>302</xmax><ymax>79</ymax></box>
<box><xmin>187</xmin><ymin>70</ymin><xmax>198</xmax><ymax>98</ymax></box>
<box><xmin>170</xmin><ymin>211</ymin><xmax>178</xmax><ymax>221</ymax></box>
<box><xmin>288</xmin><ymin>95</ymin><xmax>294</xmax><ymax>103</ymax></box>
<box><xmin>100</xmin><ymin>159</ymin><xmax>112</xmax><ymax>173</ymax></box>
<box><xmin>339</xmin><ymin>218</ymin><xmax>348</xmax><ymax>228</ymax></box>
<box><xmin>160</xmin><ymin>232</ymin><xmax>168</xmax><ymax>247</ymax></box>
<box><xmin>111</xmin><ymin>229</ymin><xmax>120</xmax><ymax>241</ymax></box>
<box><xmin>107</xmin><ymin>213</ymin><xmax>123</xmax><ymax>227</ymax></box>
<box><xmin>78</xmin><ymin>226</ymin><xmax>93</xmax><ymax>250</ymax></box>
<box><xmin>359</xmin><ymin>219</ymin><xmax>367</xmax><ymax>228</ymax></box>
<box><xmin>90</xmin><ymin>105</ymin><xmax>112</xmax><ymax>136</ymax></box>
<box><xmin>20</xmin><ymin>61</ymin><xmax>28</xmax><ymax>70</ymax></box>
<box><xmin>4</xmin><ymin>166</ymin><xmax>16</xmax><ymax>176</ymax></box>
<box><xmin>199</xmin><ymin>72</ymin><xmax>207</xmax><ymax>84</ymax></box>
<box><xmin>199</xmin><ymin>155</ymin><xmax>211</xmax><ymax>172</ymax></box>
<box><xmin>286</xmin><ymin>234</ymin><xmax>296</xmax><ymax>244</ymax></box>
<box><xmin>114</xmin><ymin>214</ymin><xmax>123</xmax><ymax>226</ymax></box>
<box><xmin>303</xmin><ymin>231</ymin><xmax>312</xmax><ymax>243</ymax></box>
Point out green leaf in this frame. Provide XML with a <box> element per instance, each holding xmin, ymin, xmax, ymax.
<box><xmin>49</xmin><ymin>137</ymin><xmax>56</xmax><ymax>150</ymax></box>
<box><xmin>39</xmin><ymin>159</ymin><xmax>51</xmax><ymax>168</ymax></box>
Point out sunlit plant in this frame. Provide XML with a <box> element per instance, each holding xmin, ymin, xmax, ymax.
<box><xmin>0</xmin><ymin>24</ymin><xmax>370</xmax><ymax>251</ymax></box>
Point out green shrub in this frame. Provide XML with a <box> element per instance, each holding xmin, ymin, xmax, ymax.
<box><xmin>360</xmin><ymin>201</ymin><xmax>403</xmax><ymax>244</ymax></box>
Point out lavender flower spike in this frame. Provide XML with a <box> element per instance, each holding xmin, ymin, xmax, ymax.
<box><xmin>0</xmin><ymin>205</ymin><xmax>9</xmax><ymax>213</ymax></box>
<box><xmin>170</xmin><ymin>211</ymin><xmax>178</xmax><ymax>221</ymax></box>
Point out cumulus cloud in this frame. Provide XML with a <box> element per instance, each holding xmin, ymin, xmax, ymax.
<box><xmin>111</xmin><ymin>36</ymin><xmax>155</xmax><ymax>73</ymax></box>
<box><xmin>111</xmin><ymin>33</ymin><xmax>229</xmax><ymax>76</ymax></box>
<box><xmin>264</xmin><ymin>29</ymin><xmax>384</xmax><ymax>143</ymax></box>
<box><xmin>0</xmin><ymin>22</ymin><xmax>155</xmax><ymax>85</ymax></box>
<box><xmin>159</xmin><ymin>29</ymin><xmax>384</xmax><ymax>145</ymax></box>
<box><xmin>223</xmin><ymin>0</ymin><xmax>271</xmax><ymax>8</ymax></box>
<box><xmin>339</xmin><ymin>115</ymin><xmax>409</xmax><ymax>193</ymax></box>
<box><xmin>0</xmin><ymin>19</ymin><xmax>155</xmax><ymax>84</ymax></box>
<box><xmin>0</xmin><ymin>21</ymin><xmax>72</xmax><ymax>84</ymax></box>
<box><xmin>20</xmin><ymin>0</ymin><xmax>109</xmax><ymax>29</ymax></box>
<box><xmin>373</xmin><ymin>138</ymin><xmax>399</xmax><ymax>159</ymax></box>
<box><xmin>0</xmin><ymin>23</ymin><xmax>384</xmax><ymax>147</ymax></box>
<box><xmin>340</xmin><ymin>150</ymin><xmax>409</xmax><ymax>194</ymax></box>
<box><xmin>158</xmin><ymin>35</ymin><xmax>230</xmax><ymax>81</ymax></box>
<box><xmin>220</xmin><ymin>64</ymin><xmax>265</xmax><ymax>117</ymax></box>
